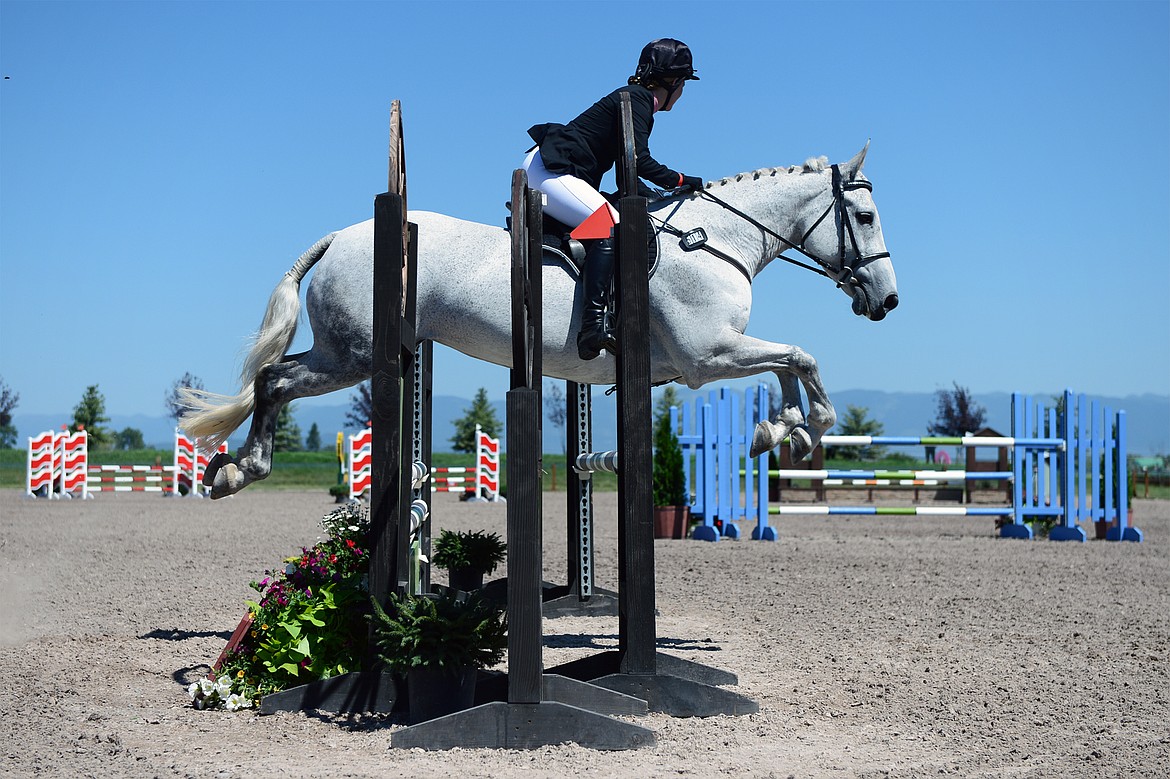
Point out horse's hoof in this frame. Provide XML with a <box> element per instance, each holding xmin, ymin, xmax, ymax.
<box><xmin>750</xmin><ymin>421</ymin><xmax>777</xmax><ymax>458</ymax></box>
<box><xmin>789</xmin><ymin>427</ymin><xmax>814</xmax><ymax>462</ymax></box>
<box><xmin>202</xmin><ymin>451</ymin><xmax>233</xmax><ymax>487</ymax></box>
<box><xmin>209</xmin><ymin>462</ymin><xmax>245</xmax><ymax>500</ymax></box>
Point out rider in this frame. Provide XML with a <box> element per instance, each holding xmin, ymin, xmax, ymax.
<box><xmin>523</xmin><ymin>38</ymin><xmax>703</xmax><ymax>360</ymax></box>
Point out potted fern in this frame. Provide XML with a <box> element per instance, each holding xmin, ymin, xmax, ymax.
<box><xmin>368</xmin><ymin>590</ymin><xmax>507</xmax><ymax>724</ymax></box>
<box><xmin>431</xmin><ymin>529</ymin><xmax>507</xmax><ymax>592</ymax></box>
<box><xmin>652</xmin><ymin>402</ymin><xmax>689</xmax><ymax>539</ymax></box>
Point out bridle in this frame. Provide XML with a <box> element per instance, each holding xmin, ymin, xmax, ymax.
<box><xmin>653</xmin><ymin>164</ymin><xmax>891</xmax><ymax>288</ymax></box>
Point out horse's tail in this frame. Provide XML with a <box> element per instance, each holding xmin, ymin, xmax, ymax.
<box><xmin>179</xmin><ymin>232</ymin><xmax>337</xmax><ymax>451</ymax></box>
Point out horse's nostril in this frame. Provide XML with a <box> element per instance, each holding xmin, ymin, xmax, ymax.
<box><xmin>885</xmin><ymin>293</ymin><xmax>899</xmax><ymax>311</ymax></box>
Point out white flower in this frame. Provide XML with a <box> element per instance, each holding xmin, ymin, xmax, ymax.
<box><xmin>225</xmin><ymin>694</ymin><xmax>251</xmax><ymax>712</ymax></box>
<box><xmin>198</xmin><ymin>678</ymin><xmax>218</xmax><ymax>696</ymax></box>
<box><xmin>214</xmin><ymin>678</ymin><xmax>233</xmax><ymax>698</ymax></box>
<box><xmin>187</xmin><ymin>682</ymin><xmax>200</xmax><ymax>700</ymax></box>
<box><xmin>348</xmin><ymin>525</ymin><xmax>360</xmax><ymax>532</ymax></box>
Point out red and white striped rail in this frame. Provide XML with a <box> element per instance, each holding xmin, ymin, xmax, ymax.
<box><xmin>86</xmin><ymin>464</ymin><xmax>173</xmax><ymax>493</ymax></box>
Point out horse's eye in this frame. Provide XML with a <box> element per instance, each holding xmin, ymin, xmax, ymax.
<box><xmin>857</xmin><ymin>211</ymin><xmax>875</xmax><ymax>226</ymax></box>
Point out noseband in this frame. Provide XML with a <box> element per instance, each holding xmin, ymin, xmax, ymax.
<box><xmin>686</xmin><ymin>164</ymin><xmax>891</xmax><ymax>287</ymax></box>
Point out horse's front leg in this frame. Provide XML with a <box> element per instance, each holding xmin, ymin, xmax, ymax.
<box><xmin>750</xmin><ymin>373</ymin><xmax>810</xmax><ymax>458</ymax></box>
<box><xmin>681</xmin><ymin>334</ymin><xmax>836</xmax><ymax>462</ymax></box>
<box><xmin>775</xmin><ymin>356</ymin><xmax>836</xmax><ymax>461</ymax></box>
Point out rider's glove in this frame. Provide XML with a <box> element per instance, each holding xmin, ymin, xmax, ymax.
<box><xmin>678</xmin><ymin>175</ymin><xmax>704</xmax><ymax>193</ymax></box>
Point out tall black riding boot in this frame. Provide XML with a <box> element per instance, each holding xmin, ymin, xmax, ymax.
<box><xmin>577</xmin><ymin>237</ymin><xmax>618</xmax><ymax>361</ymax></box>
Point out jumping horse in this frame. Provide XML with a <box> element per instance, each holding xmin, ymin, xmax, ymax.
<box><xmin>181</xmin><ymin>144</ymin><xmax>897</xmax><ymax>498</ymax></box>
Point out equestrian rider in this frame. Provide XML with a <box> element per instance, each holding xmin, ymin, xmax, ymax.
<box><xmin>523</xmin><ymin>38</ymin><xmax>703</xmax><ymax>361</ymax></box>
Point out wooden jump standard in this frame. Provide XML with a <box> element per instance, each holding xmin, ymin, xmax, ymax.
<box><xmin>259</xmin><ymin>100</ymin><xmax>419</xmax><ymax>714</ymax></box>
<box><xmin>542</xmin><ymin>96</ymin><xmax>756</xmax><ymax>718</ymax></box>
<box><xmin>391</xmin><ymin>166</ymin><xmax>654</xmax><ymax>750</ymax></box>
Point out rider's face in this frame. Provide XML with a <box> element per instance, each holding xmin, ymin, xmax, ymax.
<box><xmin>659</xmin><ymin>79</ymin><xmax>685</xmax><ymax>112</ymax></box>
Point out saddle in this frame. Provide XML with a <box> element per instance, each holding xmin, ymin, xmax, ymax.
<box><xmin>504</xmin><ymin>209</ymin><xmax>660</xmax><ymax>280</ymax></box>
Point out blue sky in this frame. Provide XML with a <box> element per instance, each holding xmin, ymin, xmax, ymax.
<box><xmin>2</xmin><ymin>0</ymin><xmax>1167</xmax><ymax>422</ymax></box>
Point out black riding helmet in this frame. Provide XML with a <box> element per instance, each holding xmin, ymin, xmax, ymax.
<box><xmin>629</xmin><ymin>38</ymin><xmax>700</xmax><ymax>85</ymax></box>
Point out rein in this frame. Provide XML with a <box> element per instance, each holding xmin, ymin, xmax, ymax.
<box><xmin>654</xmin><ymin>164</ymin><xmax>890</xmax><ymax>288</ymax></box>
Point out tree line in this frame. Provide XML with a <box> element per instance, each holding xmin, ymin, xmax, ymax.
<box><xmin>0</xmin><ymin>374</ymin><xmax>504</xmax><ymax>455</ymax></box>
<box><xmin>0</xmin><ymin>375</ymin><xmax>1024</xmax><ymax>461</ymax></box>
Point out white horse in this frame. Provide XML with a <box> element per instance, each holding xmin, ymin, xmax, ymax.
<box><xmin>182</xmin><ymin>144</ymin><xmax>897</xmax><ymax>499</ymax></box>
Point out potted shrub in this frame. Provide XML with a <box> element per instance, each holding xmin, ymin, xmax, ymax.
<box><xmin>652</xmin><ymin>403</ymin><xmax>689</xmax><ymax>539</ymax></box>
<box><xmin>328</xmin><ymin>483</ymin><xmax>350</xmax><ymax>503</ymax></box>
<box><xmin>368</xmin><ymin>590</ymin><xmax>506</xmax><ymax>724</ymax></box>
<box><xmin>431</xmin><ymin>529</ymin><xmax>506</xmax><ymax>592</ymax></box>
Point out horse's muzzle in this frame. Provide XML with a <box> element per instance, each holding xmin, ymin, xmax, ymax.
<box><xmin>852</xmin><ymin>288</ymin><xmax>899</xmax><ymax>321</ymax></box>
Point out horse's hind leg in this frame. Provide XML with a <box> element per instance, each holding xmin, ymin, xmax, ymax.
<box><xmin>206</xmin><ymin>351</ymin><xmax>365</xmax><ymax>499</ymax></box>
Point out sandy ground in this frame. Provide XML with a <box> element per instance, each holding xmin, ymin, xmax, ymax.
<box><xmin>1</xmin><ymin>488</ymin><xmax>1167</xmax><ymax>778</ymax></box>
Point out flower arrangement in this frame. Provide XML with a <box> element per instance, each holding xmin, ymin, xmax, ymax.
<box><xmin>187</xmin><ymin>676</ymin><xmax>252</xmax><ymax>711</ymax></box>
<box><xmin>204</xmin><ymin>501</ymin><xmax>372</xmax><ymax>709</ymax></box>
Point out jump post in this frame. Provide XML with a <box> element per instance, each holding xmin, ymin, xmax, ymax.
<box><xmin>347</xmin><ymin>424</ymin><xmax>502</xmax><ymax>501</ymax></box>
<box><xmin>391</xmin><ymin>161</ymin><xmax>655</xmax><ymax>751</ymax></box>
<box><xmin>538</xmin><ymin>95</ymin><xmax>757</xmax><ymax>718</ymax></box>
<box><xmin>258</xmin><ymin>101</ymin><xmax>419</xmax><ymax>716</ymax></box>
<box><xmin>393</xmin><ymin>94</ymin><xmax>758</xmax><ymax>749</ymax></box>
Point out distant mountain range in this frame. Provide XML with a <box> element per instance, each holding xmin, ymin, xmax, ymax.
<box><xmin>13</xmin><ymin>388</ymin><xmax>1169</xmax><ymax>456</ymax></box>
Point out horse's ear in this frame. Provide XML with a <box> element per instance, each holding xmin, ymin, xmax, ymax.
<box><xmin>841</xmin><ymin>141</ymin><xmax>870</xmax><ymax>179</ymax></box>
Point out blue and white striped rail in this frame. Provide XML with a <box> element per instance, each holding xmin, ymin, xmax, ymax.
<box><xmin>769</xmin><ymin>505</ymin><xmax>1014</xmax><ymax>516</ymax></box>
<box><xmin>574</xmin><ymin>450</ymin><xmax>619</xmax><ymax>476</ymax></box>
<box><xmin>767</xmin><ymin>469</ymin><xmax>1013</xmax><ymax>482</ymax></box>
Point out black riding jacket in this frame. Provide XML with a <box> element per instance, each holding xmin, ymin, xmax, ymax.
<box><xmin>528</xmin><ymin>84</ymin><xmax>681</xmax><ymax>193</ymax></box>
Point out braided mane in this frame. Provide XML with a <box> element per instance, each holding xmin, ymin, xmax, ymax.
<box><xmin>708</xmin><ymin>156</ymin><xmax>829</xmax><ymax>189</ymax></box>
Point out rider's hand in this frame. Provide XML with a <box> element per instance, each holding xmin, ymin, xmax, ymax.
<box><xmin>679</xmin><ymin>175</ymin><xmax>704</xmax><ymax>193</ymax></box>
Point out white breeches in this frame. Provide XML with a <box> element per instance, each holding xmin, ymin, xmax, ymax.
<box><xmin>522</xmin><ymin>148</ymin><xmax>620</xmax><ymax>228</ymax></box>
